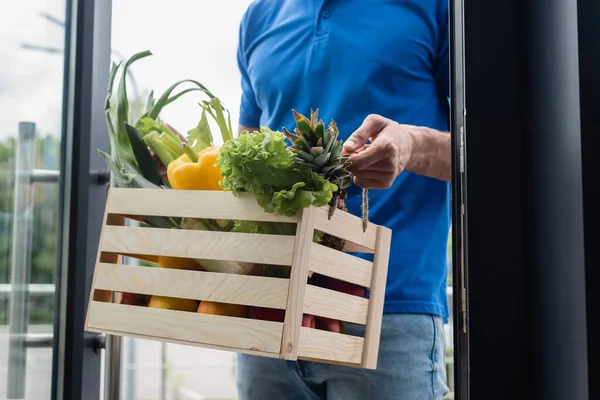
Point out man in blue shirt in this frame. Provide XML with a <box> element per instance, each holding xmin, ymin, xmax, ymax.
<box><xmin>235</xmin><ymin>1</ymin><xmax>451</xmax><ymax>399</ymax></box>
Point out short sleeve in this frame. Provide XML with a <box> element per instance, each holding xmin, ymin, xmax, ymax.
<box><xmin>435</xmin><ymin>2</ymin><xmax>450</xmax><ymax>112</ymax></box>
<box><xmin>237</xmin><ymin>11</ymin><xmax>262</xmax><ymax>128</ymax></box>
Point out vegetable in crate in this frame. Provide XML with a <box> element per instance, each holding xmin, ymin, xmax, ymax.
<box><xmin>99</xmin><ymin>50</ymin><xmax>219</xmax><ymax>229</ymax></box>
<box><xmin>283</xmin><ymin>110</ymin><xmax>352</xmax><ymax>215</ymax></box>
<box><xmin>148</xmin><ymin>296</ymin><xmax>198</xmax><ymax>312</ymax></box>
<box><xmin>157</xmin><ymin>255</ymin><xmax>204</xmax><ymax>271</ymax></box>
<box><xmin>197</xmin><ymin>301</ymin><xmax>248</xmax><ymax>318</ymax></box>
<box><xmin>120</xmin><ymin>292</ymin><xmax>150</xmax><ymax>307</ymax></box>
<box><xmin>310</xmin><ymin>273</ymin><xmax>367</xmax><ymax>333</ymax></box>
<box><xmin>284</xmin><ymin>109</ymin><xmax>370</xmax><ymax>233</ymax></box>
<box><xmin>166</xmin><ymin>98</ymin><xmax>234</xmax><ymax>191</ymax></box>
<box><xmin>99</xmin><ymin>50</ymin><xmax>252</xmax><ymax>275</ymax></box>
<box><xmin>167</xmin><ymin>146</ymin><xmax>222</xmax><ymax>191</ymax></box>
<box><xmin>217</xmin><ymin>127</ymin><xmax>338</xmax><ymax>217</ymax></box>
<box><xmin>248</xmin><ymin>307</ymin><xmax>316</xmax><ymax>328</ymax></box>
<box><xmin>315</xmin><ymin>317</ymin><xmax>344</xmax><ymax>333</ymax></box>
<box><xmin>217</xmin><ymin>121</ymin><xmax>364</xmax><ymax>332</ymax></box>
<box><xmin>217</xmin><ymin>109</ymin><xmax>368</xmax><ymax>250</ymax></box>
<box><xmin>311</xmin><ymin>273</ymin><xmax>367</xmax><ymax>298</ymax></box>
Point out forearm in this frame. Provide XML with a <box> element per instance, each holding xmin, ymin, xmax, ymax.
<box><xmin>405</xmin><ymin>126</ymin><xmax>451</xmax><ymax>183</ymax></box>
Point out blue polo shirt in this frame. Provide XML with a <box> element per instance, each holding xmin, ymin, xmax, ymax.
<box><xmin>237</xmin><ymin>0</ymin><xmax>451</xmax><ymax>321</ymax></box>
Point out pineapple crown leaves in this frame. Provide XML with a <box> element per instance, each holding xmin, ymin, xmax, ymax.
<box><xmin>283</xmin><ymin>109</ymin><xmax>353</xmax><ymax>190</ymax></box>
<box><xmin>282</xmin><ymin>108</ymin><xmax>368</xmax><ymax>231</ymax></box>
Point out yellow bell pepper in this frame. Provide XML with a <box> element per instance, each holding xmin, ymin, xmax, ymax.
<box><xmin>158</xmin><ymin>255</ymin><xmax>205</xmax><ymax>270</ymax></box>
<box><xmin>166</xmin><ymin>146</ymin><xmax>223</xmax><ymax>191</ymax></box>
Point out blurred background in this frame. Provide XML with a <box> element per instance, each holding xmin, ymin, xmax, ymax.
<box><xmin>0</xmin><ymin>1</ymin><xmax>454</xmax><ymax>399</ymax></box>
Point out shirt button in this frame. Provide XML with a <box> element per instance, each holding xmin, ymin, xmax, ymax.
<box><xmin>322</xmin><ymin>10</ymin><xmax>331</xmax><ymax>19</ymax></box>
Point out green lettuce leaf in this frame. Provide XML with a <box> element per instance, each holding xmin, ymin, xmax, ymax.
<box><xmin>217</xmin><ymin>128</ymin><xmax>337</xmax><ymax>216</ymax></box>
<box><xmin>232</xmin><ymin>219</ymin><xmax>324</xmax><ymax>243</ymax></box>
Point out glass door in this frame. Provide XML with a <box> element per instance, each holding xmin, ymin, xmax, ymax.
<box><xmin>1</xmin><ymin>1</ymin><xmax>112</xmax><ymax>399</ymax></box>
<box><xmin>0</xmin><ymin>0</ymin><xmax>68</xmax><ymax>398</ymax></box>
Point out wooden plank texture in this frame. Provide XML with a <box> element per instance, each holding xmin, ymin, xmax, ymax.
<box><xmin>86</xmin><ymin>326</ymin><xmax>281</xmax><ymax>359</ymax></box>
<box><xmin>361</xmin><ymin>226</ymin><xmax>392</xmax><ymax>369</ymax></box>
<box><xmin>341</xmin><ymin>241</ymin><xmax>375</xmax><ymax>254</ymax></box>
<box><xmin>309</xmin><ymin>243</ymin><xmax>373</xmax><ymax>288</ymax></box>
<box><xmin>107</xmin><ymin>188</ymin><xmax>296</xmax><ymax>223</ymax></box>
<box><xmin>280</xmin><ymin>207</ymin><xmax>316</xmax><ymax>360</ymax></box>
<box><xmin>87</xmin><ymin>301</ymin><xmax>283</xmax><ymax>354</ymax></box>
<box><xmin>303</xmin><ymin>285</ymin><xmax>369</xmax><ymax>325</ymax></box>
<box><xmin>297</xmin><ymin>327</ymin><xmax>364</xmax><ymax>365</ymax></box>
<box><xmin>94</xmin><ymin>263</ymin><xmax>289</xmax><ymax>309</ymax></box>
<box><xmin>101</xmin><ymin>225</ymin><xmax>295</xmax><ymax>266</ymax></box>
<box><xmin>86</xmin><ymin>192</ymin><xmax>117</xmax><ymax>330</ymax></box>
<box><xmin>314</xmin><ymin>207</ymin><xmax>377</xmax><ymax>251</ymax></box>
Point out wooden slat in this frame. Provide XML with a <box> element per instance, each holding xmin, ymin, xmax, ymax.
<box><xmin>94</xmin><ymin>246</ymin><xmax>123</xmax><ymax>303</ymax></box>
<box><xmin>314</xmin><ymin>207</ymin><xmax>377</xmax><ymax>251</ymax></box>
<box><xmin>94</xmin><ymin>263</ymin><xmax>289</xmax><ymax>309</ymax></box>
<box><xmin>86</xmin><ymin>326</ymin><xmax>280</xmax><ymax>359</ymax></box>
<box><xmin>361</xmin><ymin>226</ymin><xmax>392</xmax><ymax>369</ymax></box>
<box><xmin>342</xmin><ymin>241</ymin><xmax>375</xmax><ymax>254</ymax></box>
<box><xmin>281</xmin><ymin>207</ymin><xmax>316</xmax><ymax>360</ymax></box>
<box><xmin>87</xmin><ymin>301</ymin><xmax>283</xmax><ymax>354</ymax></box>
<box><xmin>309</xmin><ymin>243</ymin><xmax>373</xmax><ymax>288</ymax></box>
<box><xmin>101</xmin><ymin>225</ymin><xmax>295</xmax><ymax>266</ymax></box>
<box><xmin>86</xmin><ymin>192</ymin><xmax>117</xmax><ymax>330</ymax></box>
<box><xmin>303</xmin><ymin>285</ymin><xmax>369</xmax><ymax>325</ymax></box>
<box><xmin>107</xmin><ymin>188</ymin><xmax>297</xmax><ymax>223</ymax></box>
<box><xmin>101</xmin><ymin>252</ymin><xmax>159</xmax><ymax>264</ymax></box>
<box><xmin>297</xmin><ymin>327</ymin><xmax>364</xmax><ymax>365</ymax></box>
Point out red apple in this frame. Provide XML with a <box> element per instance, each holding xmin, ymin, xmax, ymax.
<box><xmin>315</xmin><ymin>317</ymin><xmax>345</xmax><ymax>333</ymax></box>
<box><xmin>302</xmin><ymin>314</ymin><xmax>316</xmax><ymax>328</ymax></box>
<box><xmin>120</xmin><ymin>292</ymin><xmax>150</xmax><ymax>306</ymax></box>
<box><xmin>248</xmin><ymin>307</ymin><xmax>285</xmax><ymax>322</ymax></box>
<box><xmin>310</xmin><ymin>274</ymin><xmax>367</xmax><ymax>298</ymax></box>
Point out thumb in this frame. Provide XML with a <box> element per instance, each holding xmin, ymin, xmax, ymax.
<box><xmin>343</xmin><ymin>114</ymin><xmax>386</xmax><ymax>152</ymax></box>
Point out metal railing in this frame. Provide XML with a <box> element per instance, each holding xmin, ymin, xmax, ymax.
<box><xmin>7</xmin><ymin>122</ymin><xmax>37</xmax><ymax>399</ymax></box>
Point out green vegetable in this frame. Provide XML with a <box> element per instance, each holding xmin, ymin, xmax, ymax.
<box><xmin>206</xmin><ymin>97</ymin><xmax>233</xmax><ymax>143</ymax></box>
<box><xmin>232</xmin><ymin>220</ymin><xmax>323</xmax><ymax>243</ymax></box>
<box><xmin>103</xmin><ymin>52</ymin><xmax>242</xmax><ymax>239</ymax></box>
<box><xmin>180</xmin><ymin>218</ymin><xmax>256</xmax><ymax>275</ymax></box>
<box><xmin>186</xmin><ymin>107</ymin><xmax>214</xmax><ymax>152</ymax></box>
<box><xmin>135</xmin><ymin>116</ymin><xmax>179</xmax><ymax>140</ymax></box>
<box><xmin>217</xmin><ymin>128</ymin><xmax>338</xmax><ymax>216</ymax></box>
<box><xmin>98</xmin><ymin>51</ymin><xmax>184</xmax><ymax>229</ymax></box>
<box><xmin>99</xmin><ymin>56</ymin><xmax>159</xmax><ymax>191</ymax></box>
<box><xmin>114</xmin><ymin>50</ymin><xmax>153</xmax><ymax>169</ymax></box>
<box><xmin>124</xmin><ymin>124</ymin><xmax>162</xmax><ymax>186</ymax></box>
<box><xmin>188</xmin><ymin>97</ymin><xmax>234</xmax><ymax>151</ymax></box>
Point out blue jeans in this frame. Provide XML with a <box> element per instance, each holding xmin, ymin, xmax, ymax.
<box><xmin>236</xmin><ymin>313</ymin><xmax>449</xmax><ymax>400</ymax></box>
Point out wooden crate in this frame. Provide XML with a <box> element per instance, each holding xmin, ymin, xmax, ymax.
<box><xmin>85</xmin><ymin>188</ymin><xmax>391</xmax><ymax>369</ymax></box>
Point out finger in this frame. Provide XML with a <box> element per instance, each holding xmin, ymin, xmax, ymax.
<box><xmin>350</xmin><ymin>140</ymin><xmax>391</xmax><ymax>170</ymax></box>
<box><xmin>353</xmin><ymin>176</ymin><xmax>390</xmax><ymax>189</ymax></box>
<box><xmin>352</xmin><ymin>156</ymin><xmax>397</xmax><ymax>174</ymax></box>
<box><xmin>343</xmin><ymin>143</ymin><xmax>370</xmax><ymax>157</ymax></box>
<box><xmin>343</xmin><ymin>114</ymin><xmax>387</xmax><ymax>152</ymax></box>
<box><xmin>353</xmin><ymin>170</ymin><xmax>393</xmax><ymax>181</ymax></box>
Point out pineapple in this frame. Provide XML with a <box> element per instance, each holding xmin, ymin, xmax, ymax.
<box><xmin>283</xmin><ymin>109</ymin><xmax>369</xmax><ymax>243</ymax></box>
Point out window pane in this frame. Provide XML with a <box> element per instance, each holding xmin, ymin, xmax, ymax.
<box><xmin>0</xmin><ymin>0</ymin><xmax>67</xmax><ymax>399</ymax></box>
